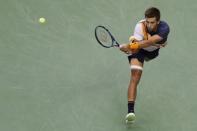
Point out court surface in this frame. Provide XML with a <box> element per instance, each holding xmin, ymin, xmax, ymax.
<box><xmin>0</xmin><ymin>0</ymin><xmax>197</xmax><ymax>131</ymax></box>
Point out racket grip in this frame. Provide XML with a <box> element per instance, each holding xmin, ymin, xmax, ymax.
<box><xmin>119</xmin><ymin>44</ymin><xmax>123</xmax><ymax>48</ymax></box>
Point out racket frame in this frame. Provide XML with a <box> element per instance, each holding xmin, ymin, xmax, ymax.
<box><xmin>95</xmin><ymin>25</ymin><xmax>120</xmax><ymax>48</ymax></box>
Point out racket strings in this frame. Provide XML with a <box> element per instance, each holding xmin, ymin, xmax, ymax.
<box><xmin>96</xmin><ymin>28</ymin><xmax>112</xmax><ymax>47</ymax></box>
<box><xmin>99</xmin><ymin>30</ymin><xmax>110</xmax><ymax>42</ymax></box>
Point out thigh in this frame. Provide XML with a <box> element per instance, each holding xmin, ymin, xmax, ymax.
<box><xmin>130</xmin><ymin>58</ymin><xmax>143</xmax><ymax>67</ymax></box>
<box><xmin>144</xmin><ymin>49</ymin><xmax>159</xmax><ymax>61</ymax></box>
<box><xmin>129</xmin><ymin>58</ymin><xmax>143</xmax><ymax>82</ymax></box>
<box><xmin>128</xmin><ymin>49</ymin><xmax>145</xmax><ymax>64</ymax></box>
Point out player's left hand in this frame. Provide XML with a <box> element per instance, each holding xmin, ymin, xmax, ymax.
<box><xmin>119</xmin><ymin>44</ymin><xmax>131</xmax><ymax>54</ymax></box>
<box><xmin>119</xmin><ymin>43</ymin><xmax>140</xmax><ymax>54</ymax></box>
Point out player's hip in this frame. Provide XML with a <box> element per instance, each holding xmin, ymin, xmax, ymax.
<box><xmin>128</xmin><ymin>49</ymin><xmax>159</xmax><ymax>63</ymax></box>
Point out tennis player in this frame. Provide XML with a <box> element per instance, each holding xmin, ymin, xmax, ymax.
<box><xmin>120</xmin><ymin>7</ymin><xmax>170</xmax><ymax>123</ymax></box>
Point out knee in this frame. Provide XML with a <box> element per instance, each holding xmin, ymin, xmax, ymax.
<box><xmin>131</xmin><ymin>75</ymin><xmax>140</xmax><ymax>84</ymax></box>
<box><xmin>130</xmin><ymin>70</ymin><xmax>142</xmax><ymax>85</ymax></box>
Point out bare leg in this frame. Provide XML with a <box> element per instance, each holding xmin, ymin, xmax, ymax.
<box><xmin>128</xmin><ymin>58</ymin><xmax>143</xmax><ymax>113</ymax></box>
<box><xmin>126</xmin><ymin>58</ymin><xmax>143</xmax><ymax>123</ymax></box>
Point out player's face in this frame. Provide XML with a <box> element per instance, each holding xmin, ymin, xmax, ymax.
<box><xmin>145</xmin><ymin>17</ymin><xmax>159</xmax><ymax>32</ymax></box>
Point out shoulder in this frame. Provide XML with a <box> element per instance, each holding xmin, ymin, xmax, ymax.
<box><xmin>131</xmin><ymin>20</ymin><xmax>145</xmax><ymax>41</ymax></box>
<box><xmin>157</xmin><ymin>21</ymin><xmax>170</xmax><ymax>39</ymax></box>
<box><xmin>134</xmin><ymin>19</ymin><xmax>146</xmax><ymax>31</ymax></box>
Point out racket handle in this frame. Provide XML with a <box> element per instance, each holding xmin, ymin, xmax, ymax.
<box><xmin>119</xmin><ymin>44</ymin><xmax>123</xmax><ymax>48</ymax></box>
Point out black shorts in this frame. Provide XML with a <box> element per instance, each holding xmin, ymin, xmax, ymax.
<box><xmin>128</xmin><ymin>49</ymin><xmax>159</xmax><ymax>63</ymax></box>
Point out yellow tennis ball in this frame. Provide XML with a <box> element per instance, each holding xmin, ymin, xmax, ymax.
<box><xmin>39</xmin><ymin>17</ymin><xmax>46</xmax><ymax>23</ymax></box>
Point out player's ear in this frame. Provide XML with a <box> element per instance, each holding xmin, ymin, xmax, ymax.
<box><xmin>157</xmin><ymin>20</ymin><xmax>160</xmax><ymax>24</ymax></box>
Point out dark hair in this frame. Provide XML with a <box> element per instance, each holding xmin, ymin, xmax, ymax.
<box><xmin>145</xmin><ymin>7</ymin><xmax>160</xmax><ymax>21</ymax></box>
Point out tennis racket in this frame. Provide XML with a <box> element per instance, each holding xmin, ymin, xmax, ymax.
<box><xmin>95</xmin><ymin>25</ymin><xmax>121</xmax><ymax>48</ymax></box>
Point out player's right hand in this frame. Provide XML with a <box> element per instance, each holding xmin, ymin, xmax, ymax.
<box><xmin>120</xmin><ymin>44</ymin><xmax>139</xmax><ymax>54</ymax></box>
<box><xmin>119</xmin><ymin>44</ymin><xmax>131</xmax><ymax>54</ymax></box>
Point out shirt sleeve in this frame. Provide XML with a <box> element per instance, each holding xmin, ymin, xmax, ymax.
<box><xmin>132</xmin><ymin>23</ymin><xmax>144</xmax><ymax>41</ymax></box>
<box><xmin>157</xmin><ymin>24</ymin><xmax>170</xmax><ymax>39</ymax></box>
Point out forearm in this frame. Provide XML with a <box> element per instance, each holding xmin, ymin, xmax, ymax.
<box><xmin>128</xmin><ymin>39</ymin><xmax>154</xmax><ymax>50</ymax></box>
<box><xmin>129</xmin><ymin>35</ymin><xmax>163</xmax><ymax>50</ymax></box>
<box><xmin>138</xmin><ymin>39</ymin><xmax>155</xmax><ymax>48</ymax></box>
